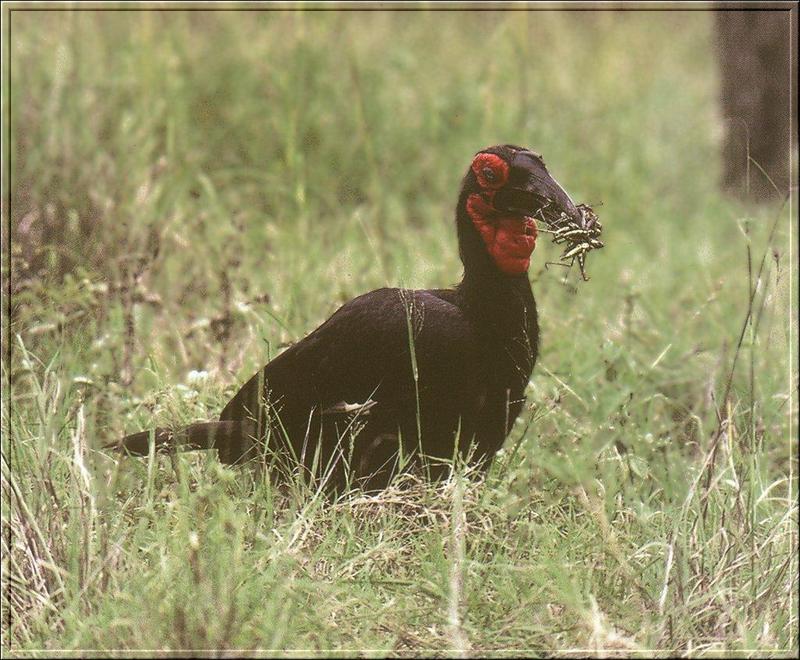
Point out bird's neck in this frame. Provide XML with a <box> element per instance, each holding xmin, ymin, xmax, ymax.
<box><xmin>454</xmin><ymin>200</ymin><xmax>539</xmax><ymax>384</ymax></box>
<box><xmin>456</xmin><ymin>269</ymin><xmax>538</xmax><ymax>393</ymax></box>
<box><xmin>455</xmin><ymin>201</ymin><xmax>536</xmax><ymax>332</ymax></box>
<box><xmin>457</xmin><ymin>268</ymin><xmax>536</xmax><ymax>334</ymax></box>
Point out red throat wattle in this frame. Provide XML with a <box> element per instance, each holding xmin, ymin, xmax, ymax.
<box><xmin>467</xmin><ymin>154</ymin><xmax>537</xmax><ymax>276</ymax></box>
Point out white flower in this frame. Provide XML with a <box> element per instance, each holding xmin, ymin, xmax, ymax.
<box><xmin>187</xmin><ymin>370</ymin><xmax>209</xmax><ymax>385</ymax></box>
<box><xmin>175</xmin><ymin>384</ymin><xmax>198</xmax><ymax>400</ymax></box>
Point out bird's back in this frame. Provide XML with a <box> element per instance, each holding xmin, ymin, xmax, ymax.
<box><xmin>218</xmin><ymin>287</ymin><xmax>491</xmax><ymax>486</ymax></box>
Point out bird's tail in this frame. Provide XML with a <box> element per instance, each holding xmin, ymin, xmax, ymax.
<box><xmin>105</xmin><ymin>421</ymin><xmax>259</xmax><ymax>464</ymax></box>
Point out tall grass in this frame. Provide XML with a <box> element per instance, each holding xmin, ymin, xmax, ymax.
<box><xmin>3</xmin><ymin>7</ymin><xmax>797</xmax><ymax>656</ymax></box>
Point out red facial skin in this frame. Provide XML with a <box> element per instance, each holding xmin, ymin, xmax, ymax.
<box><xmin>467</xmin><ymin>154</ymin><xmax>538</xmax><ymax>276</ymax></box>
<box><xmin>471</xmin><ymin>153</ymin><xmax>510</xmax><ymax>189</ymax></box>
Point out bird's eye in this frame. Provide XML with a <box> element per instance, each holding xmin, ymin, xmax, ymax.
<box><xmin>471</xmin><ymin>152</ymin><xmax>509</xmax><ymax>189</ymax></box>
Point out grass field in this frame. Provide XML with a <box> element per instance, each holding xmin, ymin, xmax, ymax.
<box><xmin>2</xmin><ymin>7</ymin><xmax>798</xmax><ymax>657</ymax></box>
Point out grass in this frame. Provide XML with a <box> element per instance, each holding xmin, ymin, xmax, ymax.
<box><xmin>2</xmin><ymin>6</ymin><xmax>798</xmax><ymax>657</ymax></box>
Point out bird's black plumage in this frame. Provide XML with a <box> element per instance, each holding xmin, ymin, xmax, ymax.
<box><xmin>110</xmin><ymin>145</ymin><xmax>582</xmax><ymax>491</ymax></box>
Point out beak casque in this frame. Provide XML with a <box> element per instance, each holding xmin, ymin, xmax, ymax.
<box><xmin>493</xmin><ymin>150</ymin><xmax>581</xmax><ymax>224</ymax></box>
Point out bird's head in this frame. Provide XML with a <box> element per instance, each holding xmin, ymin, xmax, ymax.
<box><xmin>457</xmin><ymin>144</ymin><xmax>581</xmax><ymax>277</ymax></box>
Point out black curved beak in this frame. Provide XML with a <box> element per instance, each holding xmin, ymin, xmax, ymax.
<box><xmin>493</xmin><ymin>152</ymin><xmax>580</xmax><ymax>224</ymax></box>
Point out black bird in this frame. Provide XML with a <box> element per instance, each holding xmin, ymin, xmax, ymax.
<box><xmin>109</xmin><ymin>145</ymin><xmax>582</xmax><ymax>490</ymax></box>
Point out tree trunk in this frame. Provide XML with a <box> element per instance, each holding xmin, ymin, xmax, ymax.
<box><xmin>715</xmin><ymin>9</ymin><xmax>797</xmax><ymax>202</ymax></box>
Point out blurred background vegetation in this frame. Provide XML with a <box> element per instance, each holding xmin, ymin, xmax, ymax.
<box><xmin>2</xmin><ymin>7</ymin><xmax>797</xmax><ymax>655</ymax></box>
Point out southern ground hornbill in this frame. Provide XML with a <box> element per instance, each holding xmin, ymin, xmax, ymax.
<box><xmin>109</xmin><ymin>144</ymin><xmax>583</xmax><ymax>491</ymax></box>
